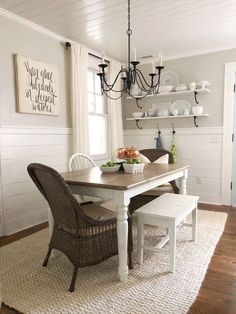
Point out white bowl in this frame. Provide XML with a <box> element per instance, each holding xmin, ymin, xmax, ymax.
<box><xmin>175</xmin><ymin>86</ymin><xmax>188</xmax><ymax>92</ymax></box>
<box><xmin>192</xmin><ymin>106</ymin><xmax>203</xmax><ymax>115</ymax></box>
<box><xmin>148</xmin><ymin>109</ymin><xmax>156</xmax><ymax>117</ymax></box>
<box><xmin>200</xmin><ymin>80</ymin><xmax>210</xmax><ymax>88</ymax></box>
<box><xmin>132</xmin><ymin>112</ymin><xmax>144</xmax><ymax>118</ymax></box>
<box><xmin>196</xmin><ymin>81</ymin><xmax>211</xmax><ymax>89</ymax></box>
<box><xmin>158</xmin><ymin>109</ymin><xmax>170</xmax><ymax>117</ymax></box>
<box><xmin>100</xmin><ymin>165</ymin><xmax>120</xmax><ymax>173</ymax></box>
<box><xmin>188</xmin><ymin>82</ymin><xmax>196</xmax><ymax>90</ymax></box>
<box><xmin>171</xmin><ymin>109</ymin><xmax>179</xmax><ymax>116</ymax></box>
<box><xmin>158</xmin><ymin>85</ymin><xmax>174</xmax><ymax>94</ymax></box>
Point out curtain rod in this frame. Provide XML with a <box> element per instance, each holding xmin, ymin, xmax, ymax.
<box><xmin>65</xmin><ymin>42</ymin><xmax>109</xmax><ymax>63</ymax></box>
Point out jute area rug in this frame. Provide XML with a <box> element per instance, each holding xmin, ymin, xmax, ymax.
<box><xmin>0</xmin><ymin>210</ymin><xmax>227</xmax><ymax>314</ymax></box>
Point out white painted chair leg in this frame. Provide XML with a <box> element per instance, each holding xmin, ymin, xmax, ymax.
<box><xmin>192</xmin><ymin>205</ymin><xmax>197</xmax><ymax>242</ymax></box>
<box><xmin>137</xmin><ymin>217</ymin><xmax>144</xmax><ymax>266</ymax></box>
<box><xmin>169</xmin><ymin>224</ymin><xmax>176</xmax><ymax>273</ymax></box>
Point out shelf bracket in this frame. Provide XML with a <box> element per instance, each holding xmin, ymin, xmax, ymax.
<box><xmin>193</xmin><ymin>116</ymin><xmax>199</xmax><ymax>127</ymax></box>
<box><xmin>135</xmin><ymin>119</ymin><xmax>142</xmax><ymax>129</ymax></box>
<box><xmin>135</xmin><ymin>98</ymin><xmax>142</xmax><ymax>109</ymax></box>
<box><xmin>194</xmin><ymin>91</ymin><xmax>199</xmax><ymax>104</ymax></box>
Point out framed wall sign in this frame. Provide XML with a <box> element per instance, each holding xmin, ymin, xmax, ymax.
<box><xmin>15</xmin><ymin>54</ymin><xmax>59</xmax><ymax>116</ymax></box>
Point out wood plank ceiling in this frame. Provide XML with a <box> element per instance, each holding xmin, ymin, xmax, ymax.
<box><xmin>1</xmin><ymin>0</ymin><xmax>236</xmax><ymax>62</ymax></box>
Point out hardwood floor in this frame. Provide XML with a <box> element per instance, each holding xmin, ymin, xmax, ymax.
<box><xmin>189</xmin><ymin>204</ymin><xmax>236</xmax><ymax>314</ymax></box>
<box><xmin>0</xmin><ymin>205</ymin><xmax>235</xmax><ymax>314</ymax></box>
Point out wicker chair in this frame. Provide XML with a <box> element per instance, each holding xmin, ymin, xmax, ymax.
<box><xmin>129</xmin><ymin>149</ymin><xmax>179</xmax><ymax>214</ymax></box>
<box><xmin>27</xmin><ymin>163</ymin><xmax>133</xmax><ymax>292</ymax></box>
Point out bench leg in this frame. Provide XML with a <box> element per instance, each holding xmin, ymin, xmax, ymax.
<box><xmin>192</xmin><ymin>205</ymin><xmax>198</xmax><ymax>242</ymax></box>
<box><xmin>137</xmin><ymin>217</ymin><xmax>144</xmax><ymax>266</ymax></box>
<box><xmin>169</xmin><ymin>224</ymin><xmax>176</xmax><ymax>273</ymax></box>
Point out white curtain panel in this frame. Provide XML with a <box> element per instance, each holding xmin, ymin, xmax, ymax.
<box><xmin>108</xmin><ymin>60</ymin><xmax>124</xmax><ymax>159</ymax></box>
<box><xmin>71</xmin><ymin>43</ymin><xmax>89</xmax><ymax>154</ymax></box>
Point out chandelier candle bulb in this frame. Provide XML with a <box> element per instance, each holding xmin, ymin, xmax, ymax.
<box><xmin>152</xmin><ymin>61</ymin><xmax>155</xmax><ymax>73</ymax></box>
<box><xmin>133</xmin><ymin>48</ymin><xmax>137</xmax><ymax>61</ymax></box>
<box><xmin>160</xmin><ymin>53</ymin><xmax>163</xmax><ymax>66</ymax></box>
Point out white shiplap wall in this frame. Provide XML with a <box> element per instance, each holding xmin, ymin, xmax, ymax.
<box><xmin>0</xmin><ymin>125</ymin><xmax>224</xmax><ymax>235</ymax></box>
<box><xmin>0</xmin><ymin>138</ymin><xmax>4</xmax><ymax>237</ymax></box>
<box><xmin>0</xmin><ymin>126</ymin><xmax>72</xmax><ymax>235</ymax></box>
<box><xmin>124</xmin><ymin>127</ymin><xmax>223</xmax><ymax>204</ymax></box>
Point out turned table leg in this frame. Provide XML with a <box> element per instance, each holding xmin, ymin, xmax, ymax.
<box><xmin>114</xmin><ymin>193</ymin><xmax>130</xmax><ymax>282</ymax></box>
<box><xmin>179</xmin><ymin>169</ymin><xmax>188</xmax><ymax>195</ymax></box>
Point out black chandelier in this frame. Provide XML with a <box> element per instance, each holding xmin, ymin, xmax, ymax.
<box><xmin>97</xmin><ymin>0</ymin><xmax>164</xmax><ymax>108</ymax></box>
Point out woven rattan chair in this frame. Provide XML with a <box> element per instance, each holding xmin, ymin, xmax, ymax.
<box><xmin>129</xmin><ymin>149</ymin><xmax>179</xmax><ymax>214</ymax></box>
<box><xmin>27</xmin><ymin>163</ymin><xmax>133</xmax><ymax>292</ymax></box>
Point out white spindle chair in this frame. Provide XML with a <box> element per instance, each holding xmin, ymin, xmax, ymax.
<box><xmin>69</xmin><ymin>153</ymin><xmax>98</xmax><ymax>203</ymax></box>
<box><xmin>69</xmin><ymin>153</ymin><xmax>96</xmax><ymax>171</ymax></box>
<box><xmin>68</xmin><ymin>153</ymin><xmax>116</xmax><ymax>212</ymax></box>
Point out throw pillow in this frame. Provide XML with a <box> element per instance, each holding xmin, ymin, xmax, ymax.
<box><xmin>153</xmin><ymin>154</ymin><xmax>169</xmax><ymax>164</ymax></box>
<box><xmin>138</xmin><ymin>153</ymin><xmax>151</xmax><ymax>163</ymax></box>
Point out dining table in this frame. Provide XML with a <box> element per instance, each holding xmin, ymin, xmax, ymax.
<box><xmin>57</xmin><ymin>163</ymin><xmax>189</xmax><ymax>283</ymax></box>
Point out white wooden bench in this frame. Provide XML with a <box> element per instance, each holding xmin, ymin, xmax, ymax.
<box><xmin>136</xmin><ymin>193</ymin><xmax>199</xmax><ymax>273</ymax></box>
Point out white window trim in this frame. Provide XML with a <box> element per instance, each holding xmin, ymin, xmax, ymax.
<box><xmin>88</xmin><ymin>112</ymin><xmax>109</xmax><ymax>161</ymax></box>
<box><xmin>222</xmin><ymin>62</ymin><xmax>236</xmax><ymax>205</ymax></box>
<box><xmin>87</xmin><ymin>59</ymin><xmax>109</xmax><ymax>161</ymax></box>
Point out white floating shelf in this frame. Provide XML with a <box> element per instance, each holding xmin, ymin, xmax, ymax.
<box><xmin>126</xmin><ymin>88</ymin><xmax>210</xmax><ymax>100</ymax></box>
<box><xmin>126</xmin><ymin>114</ymin><xmax>209</xmax><ymax>121</ymax></box>
<box><xmin>127</xmin><ymin>114</ymin><xmax>209</xmax><ymax>128</ymax></box>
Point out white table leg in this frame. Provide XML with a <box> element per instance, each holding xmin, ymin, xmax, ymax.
<box><xmin>114</xmin><ymin>193</ymin><xmax>129</xmax><ymax>282</ymax></box>
<box><xmin>179</xmin><ymin>169</ymin><xmax>188</xmax><ymax>195</ymax></box>
<box><xmin>169</xmin><ymin>222</ymin><xmax>176</xmax><ymax>273</ymax></box>
<box><xmin>137</xmin><ymin>216</ymin><xmax>144</xmax><ymax>265</ymax></box>
<box><xmin>192</xmin><ymin>203</ymin><xmax>198</xmax><ymax>241</ymax></box>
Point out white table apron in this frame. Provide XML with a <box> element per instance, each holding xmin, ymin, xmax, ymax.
<box><xmin>48</xmin><ymin>167</ymin><xmax>188</xmax><ymax>282</ymax></box>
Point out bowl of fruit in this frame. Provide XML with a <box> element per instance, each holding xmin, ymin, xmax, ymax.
<box><xmin>123</xmin><ymin>159</ymin><xmax>145</xmax><ymax>174</ymax></box>
<box><xmin>116</xmin><ymin>147</ymin><xmax>139</xmax><ymax>159</ymax></box>
<box><xmin>100</xmin><ymin>161</ymin><xmax>120</xmax><ymax>173</ymax></box>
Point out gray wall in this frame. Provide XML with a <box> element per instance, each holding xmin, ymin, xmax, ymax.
<box><xmin>123</xmin><ymin>48</ymin><xmax>236</xmax><ymax>129</ymax></box>
<box><xmin>0</xmin><ymin>15</ymin><xmax>71</xmax><ymax>128</ymax></box>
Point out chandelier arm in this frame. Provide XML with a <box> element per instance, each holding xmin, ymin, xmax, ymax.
<box><xmin>102</xmin><ymin>69</ymin><xmax>128</xmax><ymax>91</ymax></box>
<box><xmin>102</xmin><ymin>89</ymin><xmax>123</xmax><ymax>100</ymax></box>
<box><xmin>135</xmin><ymin>70</ymin><xmax>156</xmax><ymax>92</ymax></box>
<box><xmin>101</xmin><ymin>84</ymin><xmax>128</xmax><ymax>93</ymax></box>
<box><xmin>101</xmin><ymin>77</ymin><xmax>128</xmax><ymax>93</ymax></box>
<box><xmin>135</xmin><ymin>69</ymin><xmax>155</xmax><ymax>88</ymax></box>
<box><xmin>135</xmin><ymin>72</ymin><xmax>151</xmax><ymax>92</ymax></box>
<box><xmin>100</xmin><ymin>76</ymin><xmax>128</xmax><ymax>93</ymax></box>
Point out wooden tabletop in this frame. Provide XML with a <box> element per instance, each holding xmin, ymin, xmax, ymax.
<box><xmin>61</xmin><ymin>163</ymin><xmax>190</xmax><ymax>190</ymax></box>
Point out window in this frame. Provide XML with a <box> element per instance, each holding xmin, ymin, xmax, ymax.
<box><xmin>87</xmin><ymin>68</ymin><xmax>108</xmax><ymax>159</ymax></box>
